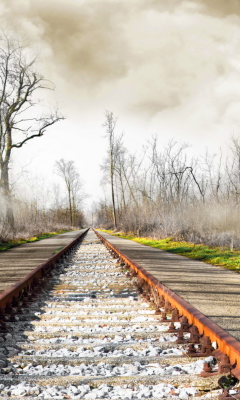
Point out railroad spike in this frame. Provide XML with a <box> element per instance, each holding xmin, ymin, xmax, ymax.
<box><xmin>176</xmin><ymin>330</ymin><xmax>186</xmax><ymax>344</ymax></box>
<box><xmin>189</xmin><ymin>325</ymin><xmax>201</xmax><ymax>344</ymax></box>
<box><xmin>131</xmin><ymin>270</ymin><xmax>138</xmax><ymax>277</ymax></box>
<box><xmin>179</xmin><ymin>316</ymin><xmax>191</xmax><ymax>333</ymax></box>
<box><xmin>171</xmin><ymin>308</ymin><xmax>181</xmax><ymax>322</ymax></box>
<box><xmin>168</xmin><ymin>321</ymin><xmax>177</xmax><ymax>332</ymax></box>
<box><xmin>218</xmin><ymin>354</ymin><xmax>233</xmax><ymax>375</ymax></box>
<box><xmin>0</xmin><ymin>307</ymin><xmax>5</xmax><ymax>319</ymax></box>
<box><xmin>200</xmin><ymin>359</ymin><xmax>219</xmax><ymax>377</ymax></box>
<box><xmin>158</xmin><ymin>295</ymin><xmax>165</xmax><ymax>307</ymax></box>
<box><xmin>186</xmin><ymin>343</ymin><xmax>197</xmax><ymax>355</ymax></box>
<box><xmin>164</xmin><ymin>300</ymin><xmax>172</xmax><ymax>313</ymax></box>
<box><xmin>4</xmin><ymin>301</ymin><xmax>16</xmax><ymax>322</ymax></box>
<box><xmin>160</xmin><ymin>311</ymin><xmax>169</xmax><ymax>322</ymax></box>
<box><xmin>201</xmin><ymin>354</ymin><xmax>233</xmax><ymax>377</ymax></box>
<box><xmin>0</xmin><ymin>307</ymin><xmax>7</xmax><ymax>331</ymax></box>
<box><xmin>202</xmin><ymin>336</ymin><xmax>213</xmax><ymax>356</ymax></box>
<box><xmin>188</xmin><ymin>336</ymin><xmax>213</xmax><ymax>357</ymax></box>
<box><xmin>143</xmin><ymin>294</ymin><xmax>151</xmax><ymax>301</ymax></box>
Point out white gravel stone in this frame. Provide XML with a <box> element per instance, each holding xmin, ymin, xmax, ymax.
<box><xmin>1</xmin><ymin>232</ymin><xmax>216</xmax><ymax>399</ymax></box>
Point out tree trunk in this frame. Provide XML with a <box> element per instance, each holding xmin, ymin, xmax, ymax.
<box><xmin>67</xmin><ymin>186</ymin><xmax>73</xmax><ymax>225</ymax></box>
<box><xmin>0</xmin><ymin>161</ymin><xmax>14</xmax><ymax>230</ymax></box>
<box><xmin>110</xmin><ymin>153</ymin><xmax>117</xmax><ymax>229</ymax></box>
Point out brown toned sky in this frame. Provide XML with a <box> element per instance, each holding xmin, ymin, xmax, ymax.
<box><xmin>1</xmin><ymin>0</ymin><xmax>240</xmax><ymax>203</ymax></box>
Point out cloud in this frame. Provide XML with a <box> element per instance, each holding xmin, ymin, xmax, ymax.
<box><xmin>1</xmin><ymin>0</ymin><xmax>132</xmax><ymax>85</ymax></box>
<box><xmin>1</xmin><ymin>0</ymin><xmax>240</xmax><ymax>130</ymax></box>
<box><xmin>197</xmin><ymin>0</ymin><xmax>240</xmax><ymax>17</ymax></box>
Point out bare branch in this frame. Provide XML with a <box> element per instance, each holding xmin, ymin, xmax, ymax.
<box><xmin>11</xmin><ymin>115</ymin><xmax>65</xmax><ymax>148</ymax></box>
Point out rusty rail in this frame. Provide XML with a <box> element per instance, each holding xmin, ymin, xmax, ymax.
<box><xmin>94</xmin><ymin>229</ymin><xmax>240</xmax><ymax>379</ymax></box>
<box><xmin>0</xmin><ymin>228</ymin><xmax>89</xmax><ymax>311</ymax></box>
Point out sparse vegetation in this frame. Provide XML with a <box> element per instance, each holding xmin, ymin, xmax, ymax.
<box><xmin>99</xmin><ymin>230</ymin><xmax>240</xmax><ymax>272</ymax></box>
<box><xmin>0</xmin><ymin>230</ymin><xmax>70</xmax><ymax>252</ymax></box>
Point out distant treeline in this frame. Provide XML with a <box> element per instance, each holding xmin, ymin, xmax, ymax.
<box><xmin>95</xmin><ymin>112</ymin><xmax>240</xmax><ymax>249</ymax></box>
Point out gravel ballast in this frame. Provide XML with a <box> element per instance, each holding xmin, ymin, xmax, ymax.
<box><xmin>0</xmin><ymin>230</ymin><xmax>223</xmax><ymax>399</ymax></box>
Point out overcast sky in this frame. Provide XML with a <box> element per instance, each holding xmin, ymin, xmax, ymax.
<box><xmin>1</xmin><ymin>0</ymin><xmax>240</xmax><ymax>206</ymax></box>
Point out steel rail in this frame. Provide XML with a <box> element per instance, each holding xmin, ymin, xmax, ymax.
<box><xmin>0</xmin><ymin>228</ymin><xmax>89</xmax><ymax>311</ymax></box>
<box><xmin>94</xmin><ymin>229</ymin><xmax>240</xmax><ymax>379</ymax></box>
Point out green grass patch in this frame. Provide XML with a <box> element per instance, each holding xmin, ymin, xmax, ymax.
<box><xmin>0</xmin><ymin>230</ymin><xmax>71</xmax><ymax>252</ymax></box>
<box><xmin>53</xmin><ymin>246</ymin><xmax>64</xmax><ymax>254</ymax></box>
<box><xmin>98</xmin><ymin>229</ymin><xmax>240</xmax><ymax>272</ymax></box>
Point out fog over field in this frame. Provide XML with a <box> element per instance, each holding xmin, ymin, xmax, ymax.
<box><xmin>1</xmin><ymin>0</ymin><xmax>240</xmax><ymax>240</ymax></box>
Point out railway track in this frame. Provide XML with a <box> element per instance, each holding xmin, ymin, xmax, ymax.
<box><xmin>0</xmin><ymin>229</ymin><xmax>238</xmax><ymax>398</ymax></box>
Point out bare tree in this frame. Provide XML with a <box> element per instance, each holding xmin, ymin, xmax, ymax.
<box><xmin>0</xmin><ymin>31</ymin><xmax>64</xmax><ymax>229</ymax></box>
<box><xmin>102</xmin><ymin>110</ymin><xmax>123</xmax><ymax>229</ymax></box>
<box><xmin>55</xmin><ymin>159</ymin><xmax>85</xmax><ymax>226</ymax></box>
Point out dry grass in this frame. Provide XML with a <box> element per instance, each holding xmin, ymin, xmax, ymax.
<box><xmin>0</xmin><ymin>196</ymin><xmax>79</xmax><ymax>244</ymax></box>
<box><xmin>102</xmin><ymin>200</ymin><xmax>240</xmax><ymax>250</ymax></box>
